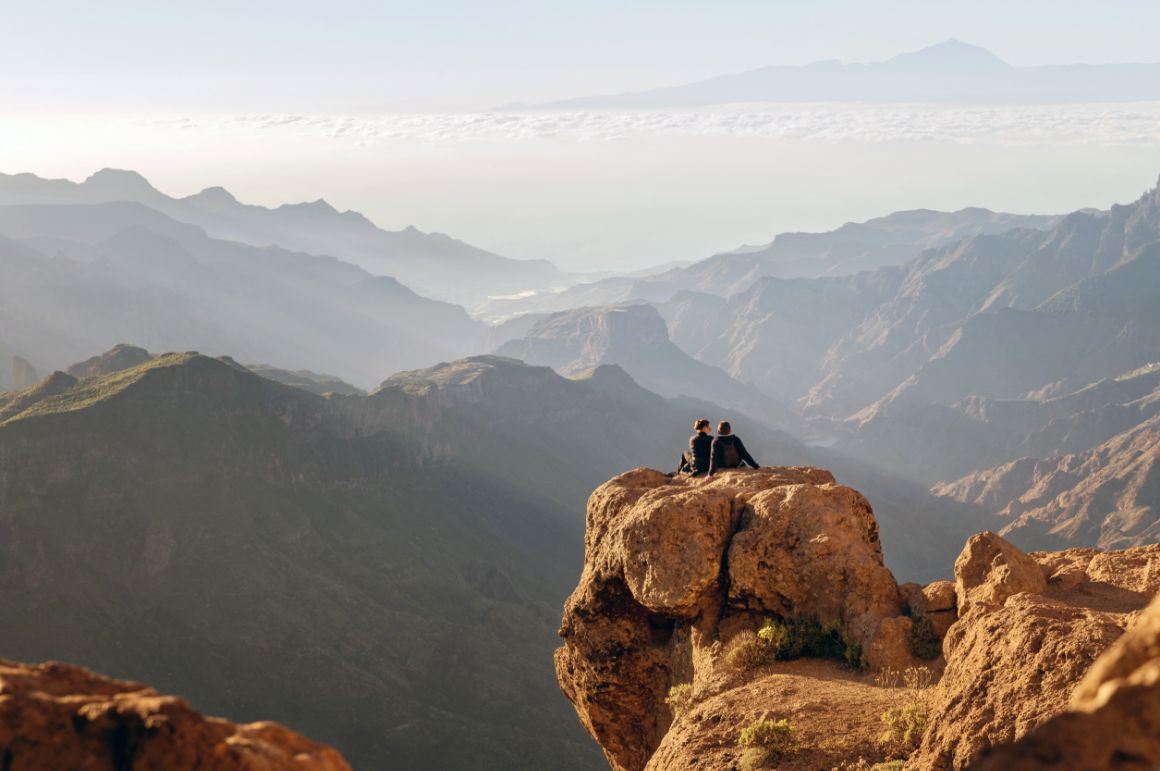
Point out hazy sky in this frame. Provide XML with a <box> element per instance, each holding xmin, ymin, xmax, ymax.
<box><xmin>7</xmin><ymin>1</ymin><xmax>1160</xmax><ymax>111</ymax></box>
<box><xmin>4</xmin><ymin>2</ymin><xmax>1160</xmax><ymax>273</ymax></box>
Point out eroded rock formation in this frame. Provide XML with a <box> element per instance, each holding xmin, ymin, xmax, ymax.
<box><xmin>910</xmin><ymin>538</ymin><xmax>1160</xmax><ymax>769</ymax></box>
<box><xmin>554</xmin><ymin>467</ymin><xmax>934</xmax><ymax>771</ymax></box>
<box><xmin>970</xmin><ymin>591</ymin><xmax>1160</xmax><ymax>770</ymax></box>
<box><xmin>558</xmin><ymin>468</ymin><xmax>1160</xmax><ymax>771</ymax></box>
<box><xmin>0</xmin><ymin>658</ymin><xmax>350</xmax><ymax>770</ymax></box>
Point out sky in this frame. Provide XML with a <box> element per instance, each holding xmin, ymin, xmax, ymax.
<box><xmin>8</xmin><ymin>1</ymin><xmax>1160</xmax><ymax>110</ymax></box>
<box><xmin>4</xmin><ymin>2</ymin><xmax>1160</xmax><ymax>272</ymax></box>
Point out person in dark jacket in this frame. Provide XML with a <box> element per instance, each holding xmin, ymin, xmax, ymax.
<box><xmin>709</xmin><ymin>421</ymin><xmax>760</xmax><ymax>475</ymax></box>
<box><xmin>677</xmin><ymin>418</ymin><xmax>714</xmax><ymax>475</ymax></box>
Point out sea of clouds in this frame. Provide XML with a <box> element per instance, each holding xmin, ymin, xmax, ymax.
<box><xmin>141</xmin><ymin>103</ymin><xmax>1160</xmax><ymax>146</ymax></box>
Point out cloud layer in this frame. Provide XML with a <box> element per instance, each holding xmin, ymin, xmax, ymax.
<box><xmin>141</xmin><ymin>103</ymin><xmax>1160</xmax><ymax>146</ymax></box>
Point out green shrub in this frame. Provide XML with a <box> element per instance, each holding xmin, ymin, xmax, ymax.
<box><xmin>908</xmin><ymin>616</ymin><xmax>941</xmax><ymax>660</ymax></box>
<box><xmin>870</xmin><ymin>762</ymin><xmax>906</xmax><ymax>771</ymax></box>
<box><xmin>738</xmin><ymin>716</ymin><xmax>799</xmax><ymax>767</ymax></box>
<box><xmin>725</xmin><ymin>630</ymin><xmax>773</xmax><ymax>671</ymax></box>
<box><xmin>878</xmin><ymin>702</ymin><xmax>929</xmax><ymax>756</ymax></box>
<box><xmin>664</xmin><ymin>683</ymin><xmax>695</xmax><ymax>718</ymax></box>
<box><xmin>724</xmin><ymin>616</ymin><xmax>864</xmax><ymax>671</ymax></box>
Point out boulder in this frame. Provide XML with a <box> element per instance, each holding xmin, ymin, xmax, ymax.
<box><xmin>910</xmin><ymin>595</ymin><xmax>1125</xmax><ymax>769</ymax></box>
<box><xmin>863</xmin><ymin>615</ymin><xmax>923</xmax><ymax>671</ymax></box>
<box><xmin>555</xmin><ymin>467</ymin><xmax>902</xmax><ymax>771</ymax></box>
<box><xmin>0</xmin><ymin>658</ymin><xmax>350</xmax><ymax>771</ymax></box>
<box><xmin>969</xmin><ymin>592</ymin><xmax>1160</xmax><ymax>770</ymax></box>
<box><xmin>954</xmin><ymin>531</ymin><xmax>1047</xmax><ymax>615</ymax></box>
<box><xmin>725</xmin><ymin>480</ymin><xmax>901</xmax><ymax>644</ymax></box>
<box><xmin>904</xmin><ymin>579</ymin><xmax>959</xmax><ymax>643</ymax></box>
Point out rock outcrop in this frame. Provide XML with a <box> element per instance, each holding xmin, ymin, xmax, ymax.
<box><xmin>953</xmin><ymin>531</ymin><xmax>1047</xmax><ymax>615</ymax></box>
<box><xmin>969</xmin><ymin>592</ymin><xmax>1160</xmax><ymax>770</ymax></box>
<box><xmin>910</xmin><ymin>537</ymin><xmax>1160</xmax><ymax>769</ymax></box>
<box><xmin>557</xmin><ymin>470</ymin><xmax>1160</xmax><ymax>770</ymax></box>
<box><xmin>555</xmin><ymin>467</ymin><xmax>925</xmax><ymax>771</ymax></box>
<box><xmin>0</xmin><ymin>658</ymin><xmax>350</xmax><ymax>770</ymax></box>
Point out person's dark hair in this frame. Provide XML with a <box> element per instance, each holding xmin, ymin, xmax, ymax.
<box><xmin>717</xmin><ymin>421</ymin><xmax>732</xmax><ymax>435</ymax></box>
<box><xmin>693</xmin><ymin>418</ymin><xmax>710</xmax><ymax>431</ymax></box>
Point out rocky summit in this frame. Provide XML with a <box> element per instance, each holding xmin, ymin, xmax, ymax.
<box><xmin>556</xmin><ymin>468</ymin><xmax>1160</xmax><ymax>770</ymax></box>
<box><xmin>0</xmin><ymin>658</ymin><xmax>350</xmax><ymax>771</ymax></box>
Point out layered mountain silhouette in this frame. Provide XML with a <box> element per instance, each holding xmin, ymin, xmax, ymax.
<box><xmin>0</xmin><ymin>169</ymin><xmax>563</xmax><ymax>307</ymax></box>
<box><xmin>478</xmin><ymin>207</ymin><xmax>1058</xmax><ymax>320</ymax></box>
<box><xmin>529</xmin><ymin>39</ymin><xmax>1160</xmax><ymax>108</ymax></box>
<box><xmin>644</xmin><ymin>177</ymin><xmax>1160</xmax><ymax>552</ymax></box>
<box><xmin>0</xmin><ymin>202</ymin><xmax>486</xmax><ymax>386</ymax></box>
<box><xmin>494</xmin><ymin>304</ymin><xmax>802</xmax><ymax>432</ymax></box>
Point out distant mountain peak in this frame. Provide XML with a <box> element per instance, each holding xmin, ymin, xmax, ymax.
<box><xmin>885</xmin><ymin>38</ymin><xmax>1009</xmax><ymax>68</ymax></box>
<box><xmin>185</xmin><ymin>186</ymin><xmax>238</xmax><ymax>206</ymax></box>
<box><xmin>82</xmin><ymin>168</ymin><xmax>161</xmax><ymax>198</ymax></box>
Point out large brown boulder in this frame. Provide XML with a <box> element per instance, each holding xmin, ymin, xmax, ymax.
<box><xmin>0</xmin><ymin>658</ymin><xmax>350</xmax><ymax>771</ymax></box>
<box><xmin>555</xmin><ymin>467</ymin><xmax>903</xmax><ymax>771</ymax></box>
<box><xmin>954</xmin><ymin>531</ymin><xmax>1047</xmax><ymax>615</ymax></box>
<box><xmin>910</xmin><ymin>594</ymin><xmax>1125</xmax><ymax>769</ymax></box>
<box><xmin>910</xmin><ymin>540</ymin><xmax>1160</xmax><ymax>769</ymax></box>
<box><xmin>969</xmin><ymin>592</ymin><xmax>1160</xmax><ymax>770</ymax></box>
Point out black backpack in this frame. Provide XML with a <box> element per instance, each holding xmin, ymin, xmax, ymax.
<box><xmin>719</xmin><ymin>438</ymin><xmax>741</xmax><ymax>468</ymax></box>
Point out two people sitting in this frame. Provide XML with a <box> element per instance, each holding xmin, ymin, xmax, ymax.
<box><xmin>677</xmin><ymin>418</ymin><xmax>760</xmax><ymax>477</ymax></box>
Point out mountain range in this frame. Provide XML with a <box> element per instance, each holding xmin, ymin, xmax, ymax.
<box><xmin>0</xmin><ymin>169</ymin><xmax>562</xmax><ymax>308</ymax></box>
<box><xmin>477</xmin><ymin>206</ymin><xmax>1059</xmax><ymax>320</ymax></box>
<box><xmin>528</xmin><ymin>39</ymin><xmax>1160</xmax><ymax>109</ymax></box>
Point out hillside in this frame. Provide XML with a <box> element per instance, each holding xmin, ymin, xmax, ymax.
<box><xmin>0</xmin><ymin>347</ymin><xmax>816</xmax><ymax>770</ymax></box>
<box><xmin>0</xmin><ymin>204</ymin><xmax>486</xmax><ymax>386</ymax></box>
<box><xmin>0</xmin><ymin>169</ymin><xmax>563</xmax><ymax>307</ymax></box>
<box><xmin>494</xmin><ymin>304</ymin><xmax>802</xmax><ymax>432</ymax></box>
<box><xmin>478</xmin><ymin>207</ymin><xmax>1057</xmax><ymax>320</ymax></box>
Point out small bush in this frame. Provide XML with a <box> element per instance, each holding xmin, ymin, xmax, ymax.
<box><xmin>665</xmin><ymin>683</ymin><xmax>695</xmax><ymax>718</ymax></box>
<box><xmin>874</xmin><ymin>668</ymin><xmax>901</xmax><ymax>688</ymax></box>
<box><xmin>903</xmin><ymin>666</ymin><xmax>933</xmax><ymax>691</ymax></box>
<box><xmin>870</xmin><ymin>762</ymin><xmax>906</xmax><ymax>771</ymax></box>
<box><xmin>738</xmin><ymin>716</ymin><xmax>799</xmax><ymax>766</ymax></box>
<box><xmin>878</xmin><ymin>702</ymin><xmax>929</xmax><ymax>756</ymax></box>
<box><xmin>908</xmin><ymin>616</ymin><xmax>941</xmax><ymax>660</ymax></box>
<box><xmin>725</xmin><ymin>630</ymin><xmax>773</xmax><ymax>671</ymax></box>
<box><xmin>725</xmin><ymin>616</ymin><xmax>863</xmax><ymax>672</ymax></box>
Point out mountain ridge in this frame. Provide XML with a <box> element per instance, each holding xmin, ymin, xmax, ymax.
<box><xmin>527</xmin><ymin>39</ymin><xmax>1160</xmax><ymax>109</ymax></box>
<box><xmin>0</xmin><ymin>169</ymin><xmax>564</xmax><ymax>307</ymax></box>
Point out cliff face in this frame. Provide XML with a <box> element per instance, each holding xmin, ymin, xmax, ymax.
<box><xmin>554</xmin><ymin>467</ymin><xmax>941</xmax><ymax>771</ymax></box>
<box><xmin>557</xmin><ymin>470</ymin><xmax>1160</xmax><ymax>770</ymax></box>
<box><xmin>0</xmin><ymin>658</ymin><xmax>349</xmax><ymax>771</ymax></box>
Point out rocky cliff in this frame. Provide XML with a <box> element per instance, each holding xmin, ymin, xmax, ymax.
<box><xmin>555</xmin><ymin>468</ymin><xmax>947</xmax><ymax>770</ymax></box>
<box><xmin>557</xmin><ymin>469</ymin><xmax>1160</xmax><ymax>770</ymax></box>
<box><xmin>0</xmin><ymin>658</ymin><xmax>349</xmax><ymax>770</ymax></box>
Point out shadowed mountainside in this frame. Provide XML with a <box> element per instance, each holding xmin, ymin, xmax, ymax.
<box><xmin>0</xmin><ymin>205</ymin><xmax>486</xmax><ymax>387</ymax></box>
<box><xmin>0</xmin><ymin>348</ymin><xmax>815</xmax><ymax>770</ymax></box>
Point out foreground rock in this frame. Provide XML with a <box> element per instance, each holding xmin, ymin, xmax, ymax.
<box><xmin>970</xmin><ymin>591</ymin><xmax>1160</xmax><ymax>770</ymax></box>
<box><xmin>554</xmin><ymin>467</ymin><xmax>928</xmax><ymax>771</ymax></box>
<box><xmin>909</xmin><ymin>538</ymin><xmax>1160</xmax><ymax>769</ymax></box>
<box><xmin>0</xmin><ymin>658</ymin><xmax>351</xmax><ymax>771</ymax></box>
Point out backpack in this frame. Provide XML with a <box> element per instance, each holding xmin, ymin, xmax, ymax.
<box><xmin>719</xmin><ymin>438</ymin><xmax>741</xmax><ymax>468</ymax></box>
